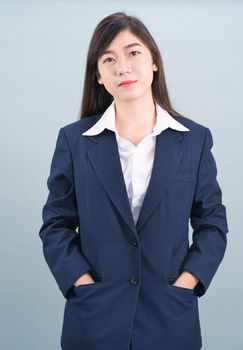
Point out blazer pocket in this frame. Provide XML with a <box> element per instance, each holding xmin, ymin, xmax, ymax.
<box><xmin>73</xmin><ymin>275</ymin><xmax>103</xmax><ymax>289</ymax></box>
<box><xmin>174</xmin><ymin>171</ymin><xmax>195</xmax><ymax>183</ymax></box>
<box><xmin>167</xmin><ymin>278</ymin><xmax>196</xmax><ymax>294</ymax></box>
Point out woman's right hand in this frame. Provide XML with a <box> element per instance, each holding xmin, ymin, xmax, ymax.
<box><xmin>73</xmin><ymin>272</ymin><xmax>95</xmax><ymax>287</ymax></box>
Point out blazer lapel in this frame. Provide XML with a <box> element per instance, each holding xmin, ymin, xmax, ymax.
<box><xmin>136</xmin><ymin>128</ymin><xmax>183</xmax><ymax>231</ymax></box>
<box><xmin>86</xmin><ymin>128</ymin><xmax>184</xmax><ymax>235</ymax></box>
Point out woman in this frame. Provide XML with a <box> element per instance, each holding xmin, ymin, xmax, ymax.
<box><xmin>39</xmin><ymin>11</ymin><xmax>229</xmax><ymax>350</ymax></box>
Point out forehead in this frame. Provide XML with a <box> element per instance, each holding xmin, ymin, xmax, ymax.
<box><xmin>101</xmin><ymin>30</ymin><xmax>145</xmax><ymax>55</ymax></box>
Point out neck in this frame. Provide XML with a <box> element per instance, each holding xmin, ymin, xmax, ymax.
<box><xmin>114</xmin><ymin>95</ymin><xmax>157</xmax><ymax>132</ymax></box>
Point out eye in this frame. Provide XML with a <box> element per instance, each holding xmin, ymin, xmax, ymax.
<box><xmin>103</xmin><ymin>57</ymin><xmax>114</xmax><ymax>64</ymax></box>
<box><xmin>102</xmin><ymin>51</ymin><xmax>141</xmax><ymax>64</ymax></box>
<box><xmin>129</xmin><ymin>50</ymin><xmax>141</xmax><ymax>56</ymax></box>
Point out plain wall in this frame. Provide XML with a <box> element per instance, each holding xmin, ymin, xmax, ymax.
<box><xmin>0</xmin><ymin>0</ymin><xmax>242</xmax><ymax>349</ymax></box>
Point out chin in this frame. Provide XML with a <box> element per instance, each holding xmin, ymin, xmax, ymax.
<box><xmin>115</xmin><ymin>92</ymin><xmax>145</xmax><ymax>103</ymax></box>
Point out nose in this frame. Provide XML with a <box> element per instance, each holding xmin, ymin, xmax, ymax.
<box><xmin>115</xmin><ymin>58</ymin><xmax>131</xmax><ymax>75</ymax></box>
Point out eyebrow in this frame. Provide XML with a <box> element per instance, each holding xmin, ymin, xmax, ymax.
<box><xmin>101</xmin><ymin>43</ymin><xmax>142</xmax><ymax>56</ymax></box>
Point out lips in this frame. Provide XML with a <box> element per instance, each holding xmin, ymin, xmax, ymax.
<box><xmin>119</xmin><ymin>80</ymin><xmax>137</xmax><ymax>86</ymax></box>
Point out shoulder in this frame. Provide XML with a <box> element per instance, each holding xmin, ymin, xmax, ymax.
<box><xmin>171</xmin><ymin>114</ymin><xmax>212</xmax><ymax>143</ymax></box>
<box><xmin>171</xmin><ymin>114</ymin><xmax>208</xmax><ymax>133</ymax></box>
<box><xmin>170</xmin><ymin>114</ymin><xmax>214</xmax><ymax>153</ymax></box>
<box><xmin>60</xmin><ymin>113</ymin><xmax>103</xmax><ymax>139</ymax></box>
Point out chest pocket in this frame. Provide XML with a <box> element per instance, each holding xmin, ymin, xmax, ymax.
<box><xmin>173</xmin><ymin>171</ymin><xmax>195</xmax><ymax>183</ymax></box>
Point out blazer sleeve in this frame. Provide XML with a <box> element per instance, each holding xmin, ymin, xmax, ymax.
<box><xmin>181</xmin><ymin>127</ymin><xmax>229</xmax><ymax>297</ymax></box>
<box><xmin>39</xmin><ymin>127</ymin><xmax>92</xmax><ymax>299</ymax></box>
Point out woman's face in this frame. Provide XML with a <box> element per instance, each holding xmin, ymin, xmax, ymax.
<box><xmin>97</xmin><ymin>29</ymin><xmax>158</xmax><ymax>103</ymax></box>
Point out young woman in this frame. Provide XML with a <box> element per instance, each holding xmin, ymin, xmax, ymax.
<box><xmin>39</xmin><ymin>11</ymin><xmax>229</xmax><ymax>350</ymax></box>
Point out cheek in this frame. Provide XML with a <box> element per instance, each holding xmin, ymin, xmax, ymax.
<box><xmin>98</xmin><ymin>65</ymin><xmax>110</xmax><ymax>83</ymax></box>
<box><xmin>102</xmin><ymin>77</ymin><xmax>116</xmax><ymax>95</ymax></box>
<box><xmin>99</xmin><ymin>71</ymin><xmax>112</xmax><ymax>88</ymax></box>
<box><xmin>137</xmin><ymin>60</ymin><xmax>154</xmax><ymax>80</ymax></box>
<box><xmin>140</xmin><ymin>68</ymin><xmax>154</xmax><ymax>85</ymax></box>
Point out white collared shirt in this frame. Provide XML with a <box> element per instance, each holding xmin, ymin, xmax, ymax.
<box><xmin>82</xmin><ymin>100</ymin><xmax>190</xmax><ymax>224</ymax></box>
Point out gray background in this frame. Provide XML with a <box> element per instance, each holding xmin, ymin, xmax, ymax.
<box><xmin>0</xmin><ymin>0</ymin><xmax>241</xmax><ymax>349</ymax></box>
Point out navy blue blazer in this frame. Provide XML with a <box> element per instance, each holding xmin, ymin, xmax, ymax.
<box><xmin>39</xmin><ymin>112</ymin><xmax>229</xmax><ymax>350</ymax></box>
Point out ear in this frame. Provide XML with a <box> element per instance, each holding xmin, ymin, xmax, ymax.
<box><xmin>96</xmin><ymin>71</ymin><xmax>103</xmax><ymax>85</ymax></box>
<box><xmin>152</xmin><ymin>62</ymin><xmax>158</xmax><ymax>72</ymax></box>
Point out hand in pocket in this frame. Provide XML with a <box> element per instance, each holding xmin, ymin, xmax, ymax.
<box><xmin>73</xmin><ymin>272</ymin><xmax>95</xmax><ymax>287</ymax></box>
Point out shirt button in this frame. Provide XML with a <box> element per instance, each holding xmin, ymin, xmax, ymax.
<box><xmin>129</xmin><ymin>275</ymin><xmax>139</xmax><ymax>285</ymax></box>
<box><xmin>130</xmin><ymin>239</ymin><xmax>138</xmax><ymax>247</ymax></box>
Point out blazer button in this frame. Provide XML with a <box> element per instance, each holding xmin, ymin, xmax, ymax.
<box><xmin>129</xmin><ymin>275</ymin><xmax>139</xmax><ymax>285</ymax></box>
<box><xmin>130</xmin><ymin>239</ymin><xmax>138</xmax><ymax>247</ymax></box>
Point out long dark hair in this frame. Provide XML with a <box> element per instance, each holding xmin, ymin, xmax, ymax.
<box><xmin>78</xmin><ymin>11</ymin><xmax>183</xmax><ymax>120</ymax></box>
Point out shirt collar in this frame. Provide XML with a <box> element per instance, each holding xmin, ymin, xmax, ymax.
<box><xmin>82</xmin><ymin>100</ymin><xmax>190</xmax><ymax>136</ymax></box>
